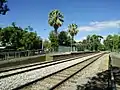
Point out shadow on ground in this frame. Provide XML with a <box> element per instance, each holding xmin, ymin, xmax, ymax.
<box><xmin>76</xmin><ymin>67</ymin><xmax>120</xmax><ymax>90</ymax></box>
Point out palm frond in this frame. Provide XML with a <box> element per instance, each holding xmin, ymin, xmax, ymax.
<box><xmin>48</xmin><ymin>9</ymin><xmax>64</xmax><ymax>30</ymax></box>
<box><xmin>68</xmin><ymin>23</ymin><xmax>79</xmax><ymax>36</ymax></box>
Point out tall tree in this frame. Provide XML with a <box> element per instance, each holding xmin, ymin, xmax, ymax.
<box><xmin>49</xmin><ymin>30</ymin><xmax>58</xmax><ymax>52</ymax></box>
<box><xmin>90</xmin><ymin>34</ymin><xmax>103</xmax><ymax>51</ymax></box>
<box><xmin>0</xmin><ymin>0</ymin><xmax>9</xmax><ymax>15</ymax></box>
<box><xmin>68</xmin><ymin>23</ymin><xmax>79</xmax><ymax>51</ymax></box>
<box><xmin>58</xmin><ymin>31</ymin><xmax>68</xmax><ymax>46</ymax></box>
<box><xmin>48</xmin><ymin>9</ymin><xmax>64</xmax><ymax>51</ymax></box>
<box><xmin>48</xmin><ymin>9</ymin><xmax>64</xmax><ymax>35</ymax></box>
<box><xmin>76</xmin><ymin>41</ymin><xmax>84</xmax><ymax>51</ymax></box>
<box><xmin>77</xmin><ymin>34</ymin><xmax>103</xmax><ymax>51</ymax></box>
<box><xmin>104</xmin><ymin>34</ymin><xmax>120</xmax><ymax>52</ymax></box>
<box><xmin>82</xmin><ymin>39</ymin><xmax>87</xmax><ymax>51</ymax></box>
<box><xmin>86</xmin><ymin>35</ymin><xmax>91</xmax><ymax>50</ymax></box>
<box><xmin>66</xmin><ymin>35</ymin><xmax>72</xmax><ymax>46</ymax></box>
<box><xmin>43</xmin><ymin>39</ymin><xmax>51</xmax><ymax>52</ymax></box>
<box><xmin>113</xmin><ymin>34</ymin><xmax>119</xmax><ymax>51</ymax></box>
<box><xmin>103</xmin><ymin>35</ymin><xmax>113</xmax><ymax>51</ymax></box>
<box><xmin>0</xmin><ymin>23</ymin><xmax>42</xmax><ymax>50</ymax></box>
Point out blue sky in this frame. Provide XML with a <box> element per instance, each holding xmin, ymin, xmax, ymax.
<box><xmin>0</xmin><ymin>0</ymin><xmax>120</xmax><ymax>41</ymax></box>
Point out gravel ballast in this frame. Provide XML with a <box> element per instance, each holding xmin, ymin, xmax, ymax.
<box><xmin>0</xmin><ymin>55</ymin><xmax>87</xmax><ymax>77</ymax></box>
<box><xmin>55</xmin><ymin>54</ymin><xmax>109</xmax><ymax>90</ymax></box>
<box><xmin>76</xmin><ymin>54</ymin><xmax>109</xmax><ymax>85</ymax></box>
<box><xmin>0</xmin><ymin>53</ymin><xmax>102</xmax><ymax>90</ymax></box>
<box><xmin>0</xmin><ymin>53</ymin><xmax>94</xmax><ymax>77</ymax></box>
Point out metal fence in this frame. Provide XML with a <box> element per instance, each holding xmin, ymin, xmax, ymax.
<box><xmin>58</xmin><ymin>46</ymin><xmax>77</xmax><ymax>52</ymax></box>
<box><xmin>0</xmin><ymin>46</ymin><xmax>78</xmax><ymax>61</ymax></box>
<box><xmin>0</xmin><ymin>49</ymin><xmax>45</xmax><ymax>60</ymax></box>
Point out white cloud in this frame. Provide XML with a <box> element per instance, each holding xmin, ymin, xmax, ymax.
<box><xmin>80</xmin><ymin>36</ymin><xmax>86</xmax><ymax>40</ymax></box>
<box><xmin>78</xmin><ymin>20</ymin><xmax>120</xmax><ymax>32</ymax></box>
<box><xmin>75</xmin><ymin>40</ymin><xmax>80</xmax><ymax>42</ymax></box>
<box><xmin>100</xmin><ymin>35</ymin><xmax>107</xmax><ymax>44</ymax></box>
<box><xmin>75</xmin><ymin>36</ymin><xmax>86</xmax><ymax>42</ymax></box>
<box><xmin>102</xmin><ymin>36</ymin><xmax>107</xmax><ymax>39</ymax></box>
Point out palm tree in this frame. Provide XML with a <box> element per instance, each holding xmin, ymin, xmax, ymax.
<box><xmin>48</xmin><ymin>9</ymin><xmax>64</xmax><ymax>36</ymax></box>
<box><xmin>86</xmin><ymin>35</ymin><xmax>91</xmax><ymax>50</ymax></box>
<box><xmin>68</xmin><ymin>24</ymin><xmax>79</xmax><ymax>51</ymax></box>
<box><xmin>11</xmin><ymin>22</ymin><xmax>16</xmax><ymax>27</ymax></box>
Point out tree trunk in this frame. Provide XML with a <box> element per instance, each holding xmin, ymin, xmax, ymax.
<box><xmin>54</xmin><ymin>25</ymin><xmax>58</xmax><ymax>37</ymax></box>
<box><xmin>71</xmin><ymin>36</ymin><xmax>74</xmax><ymax>52</ymax></box>
<box><xmin>54</xmin><ymin>26</ymin><xmax>59</xmax><ymax>52</ymax></box>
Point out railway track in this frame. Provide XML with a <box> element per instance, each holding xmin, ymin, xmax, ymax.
<box><xmin>0</xmin><ymin>53</ymin><xmax>95</xmax><ymax>79</ymax></box>
<box><xmin>16</xmin><ymin>53</ymin><xmax>104</xmax><ymax>90</ymax></box>
<box><xmin>0</xmin><ymin>52</ymin><xmax>104</xmax><ymax>90</ymax></box>
<box><xmin>0</xmin><ymin>53</ymin><xmax>96</xmax><ymax>73</ymax></box>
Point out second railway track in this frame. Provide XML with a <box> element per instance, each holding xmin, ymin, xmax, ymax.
<box><xmin>0</xmin><ymin>53</ymin><xmax>96</xmax><ymax>73</ymax></box>
<box><xmin>0</xmin><ymin>52</ymin><xmax>104</xmax><ymax>90</ymax></box>
<box><xmin>15</xmin><ymin>53</ymin><xmax>104</xmax><ymax>90</ymax></box>
<box><xmin>0</xmin><ymin>53</ymin><xmax>95</xmax><ymax>79</ymax></box>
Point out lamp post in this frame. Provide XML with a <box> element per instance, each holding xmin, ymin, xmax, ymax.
<box><xmin>42</xmin><ymin>38</ymin><xmax>44</xmax><ymax>51</ymax></box>
<box><xmin>42</xmin><ymin>29</ymin><xmax>46</xmax><ymax>51</ymax></box>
